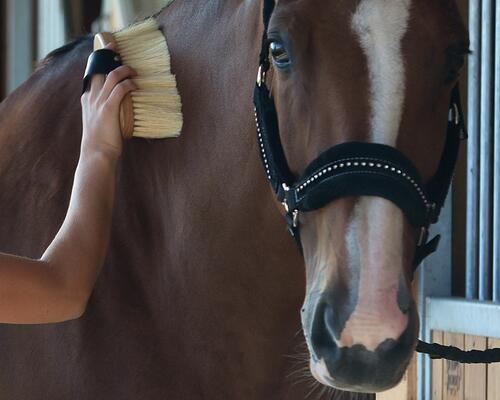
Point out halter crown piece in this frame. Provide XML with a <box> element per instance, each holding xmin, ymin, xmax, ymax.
<box><xmin>253</xmin><ymin>0</ymin><xmax>500</xmax><ymax>364</ymax></box>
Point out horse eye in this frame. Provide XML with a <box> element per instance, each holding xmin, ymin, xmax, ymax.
<box><xmin>270</xmin><ymin>41</ymin><xmax>291</xmax><ymax>68</ymax></box>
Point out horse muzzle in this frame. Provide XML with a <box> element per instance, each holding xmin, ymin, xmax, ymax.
<box><xmin>304</xmin><ymin>290</ymin><xmax>418</xmax><ymax>393</ymax></box>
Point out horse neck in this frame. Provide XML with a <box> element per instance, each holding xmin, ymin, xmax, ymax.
<box><xmin>140</xmin><ymin>0</ymin><xmax>304</xmax><ymax>283</ymax></box>
<box><xmin>156</xmin><ymin>0</ymin><xmax>262</xmax><ymax>154</ymax></box>
<box><xmin>151</xmin><ymin>1</ymin><xmax>275</xmax><ymax>232</ymax></box>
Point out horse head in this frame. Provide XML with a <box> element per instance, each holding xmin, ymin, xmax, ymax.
<box><xmin>260</xmin><ymin>0</ymin><xmax>468</xmax><ymax>392</ymax></box>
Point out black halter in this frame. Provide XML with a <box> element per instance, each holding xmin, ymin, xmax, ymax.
<box><xmin>253</xmin><ymin>0</ymin><xmax>500</xmax><ymax>364</ymax></box>
<box><xmin>253</xmin><ymin>1</ymin><xmax>465</xmax><ymax>269</ymax></box>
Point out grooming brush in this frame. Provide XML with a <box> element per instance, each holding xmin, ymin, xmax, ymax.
<box><xmin>94</xmin><ymin>19</ymin><xmax>182</xmax><ymax>139</ymax></box>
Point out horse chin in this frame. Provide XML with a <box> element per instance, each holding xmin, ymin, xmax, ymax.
<box><xmin>302</xmin><ymin>298</ymin><xmax>418</xmax><ymax>393</ymax></box>
<box><xmin>309</xmin><ymin>355</ymin><xmax>408</xmax><ymax>393</ymax></box>
<box><xmin>299</xmin><ymin>262</ymin><xmax>418</xmax><ymax>393</ymax></box>
<box><xmin>309</xmin><ymin>358</ymin><xmax>336</xmax><ymax>387</ymax></box>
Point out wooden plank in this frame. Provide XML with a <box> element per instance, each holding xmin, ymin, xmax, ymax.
<box><xmin>487</xmin><ymin>338</ymin><xmax>500</xmax><ymax>400</ymax></box>
<box><xmin>406</xmin><ymin>351</ymin><xmax>417</xmax><ymax>400</ymax></box>
<box><xmin>443</xmin><ymin>332</ymin><xmax>464</xmax><ymax>400</ymax></box>
<box><xmin>432</xmin><ymin>331</ymin><xmax>444</xmax><ymax>400</ymax></box>
<box><xmin>464</xmin><ymin>335</ymin><xmax>487</xmax><ymax>400</ymax></box>
<box><xmin>377</xmin><ymin>378</ymin><xmax>407</xmax><ymax>400</ymax></box>
<box><xmin>377</xmin><ymin>353</ymin><xmax>416</xmax><ymax>400</ymax></box>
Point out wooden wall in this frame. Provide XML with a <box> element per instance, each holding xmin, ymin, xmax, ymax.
<box><xmin>378</xmin><ymin>355</ymin><xmax>417</xmax><ymax>400</ymax></box>
<box><xmin>378</xmin><ymin>332</ymin><xmax>500</xmax><ymax>400</ymax></box>
<box><xmin>431</xmin><ymin>331</ymin><xmax>500</xmax><ymax>400</ymax></box>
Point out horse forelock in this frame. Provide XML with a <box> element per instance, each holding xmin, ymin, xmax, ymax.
<box><xmin>152</xmin><ymin>0</ymin><xmax>177</xmax><ymax>18</ymax></box>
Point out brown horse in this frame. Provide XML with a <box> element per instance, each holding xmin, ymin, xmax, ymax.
<box><xmin>0</xmin><ymin>0</ymin><xmax>467</xmax><ymax>398</ymax></box>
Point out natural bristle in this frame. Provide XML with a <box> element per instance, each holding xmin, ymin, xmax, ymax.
<box><xmin>113</xmin><ymin>19</ymin><xmax>182</xmax><ymax>139</ymax></box>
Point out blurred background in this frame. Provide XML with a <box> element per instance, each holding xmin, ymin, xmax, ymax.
<box><xmin>0</xmin><ymin>0</ymin><xmax>170</xmax><ymax>100</ymax></box>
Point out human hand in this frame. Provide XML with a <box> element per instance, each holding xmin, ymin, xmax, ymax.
<box><xmin>81</xmin><ymin>44</ymin><xmax>137</xmax><ymax>159</ymax></box>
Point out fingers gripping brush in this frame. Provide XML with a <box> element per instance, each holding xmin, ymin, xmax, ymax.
<box><xmin>85</xmin><ymin>19</ymin><xmax>182</xmax><ymax>139</ymax></box>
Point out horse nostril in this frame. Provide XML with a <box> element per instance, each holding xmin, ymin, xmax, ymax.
<box><xmin>323</xmin><ymin>306</ymin><xmax>341</xmax><ymax>343</ymax></box>
<box><xmin>310</xmin><ymin>302</ymin><xmax>338</xmax><ymax>362</ymax></box>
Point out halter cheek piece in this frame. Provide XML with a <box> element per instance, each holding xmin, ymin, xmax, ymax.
<box><xmin>253</xmin><ymin>4</ymin><xmax>465</xmax><ymax>270</ymax></box>
<box><xmin>253</xmin><ymin>0</ymin><xmax>500</xmax><ymax>364</ymax></box>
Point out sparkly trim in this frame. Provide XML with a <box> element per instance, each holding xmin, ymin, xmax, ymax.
<box><xmin>254</xmin><ymin>108</ymin><xmax>271</xmax><ymax>180</ymax></box>
<box><xmin>296</xmin><ymin>158</ymin><xmax>430</xmax><ymax>207</ymax></box>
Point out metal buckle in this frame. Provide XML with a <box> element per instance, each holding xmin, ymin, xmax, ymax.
<box><xmin>426</xmin><ymin>202</ymin><xmax>437</xmax><ymax>224</ymax></box>
<box><xmin>281</xmin><ymin>183</ymin><xmax>290</xmax><ymax>212</ymax></box>
<box><xmin>417</xmin><ymin>226</ymin><xmax>429</xmax><ymax>247</ymax></box>
<box><xmin>257</xmin><ymin>65</ymin><xmax>266</xmax><ymax>87</ymax></box>
<box><xmin>292</xmin><ymin>210</ymin><xmax>299</xmax><ymax>228</ymax></box>
<box><xmin>448</xmin><ymin>103</ymin><xmax>460</xmax><ymax>126</ymax></box>
<box><xmin>418</xmin><ymin>202</ymin><xmax>437</xmax><ymax>246</ymax></box>
<box><xmin>281</xmin><ymin>183</ymin><xmax>299</xmax><ymax>228</ymax></box>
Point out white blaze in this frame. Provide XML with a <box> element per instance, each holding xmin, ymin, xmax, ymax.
<box><xmin>330</xmin><ymin>0</ymin><xmax>413</xmax><ymax>351</ymax></box>
<box><xmin>351</xmin><ymin>0</ymin><xmax>411</xmax><ymax>145</ymax></box>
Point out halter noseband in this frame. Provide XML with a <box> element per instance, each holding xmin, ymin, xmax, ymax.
<box><xmin>253</xmin><ymin>0</ymin><xmax>466</xmax><ymax>269</ymax></box>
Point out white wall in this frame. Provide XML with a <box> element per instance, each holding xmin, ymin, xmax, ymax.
<box><xmin>5</xmin><ymin>0</ymin><xmax>67</xmax><ymax>94</ymax></box>
<box><xmin>37</xmin><ymin>0</ymin><xmax>66</xmax><ymax>61</ymax></box>
<box><xmin>5</xmin><ymin>0</ymin><xmax>33</xmax><ymax>93</ymax></box>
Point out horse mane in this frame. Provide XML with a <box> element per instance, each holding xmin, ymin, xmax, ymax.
<box><xmin>36</xmin><ymin>0</ymin><xmax>176</xmax><ymax>70</ymax></box>
<box><xmin>153</xmin><ymin>0</ymin><xmax>176</xmax><ymax>18</ymax></box>
<box><xmin>36</xmin><ymin>35</ymin><xmax>93</xmax><ymax>71</ymax></box>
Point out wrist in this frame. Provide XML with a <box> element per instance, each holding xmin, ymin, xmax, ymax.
<box><xmin>80</xmin><ymin>138</ymin><xmax>122</xmax><ymax>163</ymax></box>
<box><xmin>80</xmin><ymin>140</ymin><xmax>121</xmax><ymax>166</ymax></box>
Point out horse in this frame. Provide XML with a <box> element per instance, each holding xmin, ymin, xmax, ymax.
<box><xmin>0</xmin><ymin>0</ymin><xmax>467</xmax><ymax>398</ymax></box>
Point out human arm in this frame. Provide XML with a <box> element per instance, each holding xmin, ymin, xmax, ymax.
<box><xmin>0</xmin><ymin>61</ymin><xmax>136</xmax><ymax>324</ymax></box>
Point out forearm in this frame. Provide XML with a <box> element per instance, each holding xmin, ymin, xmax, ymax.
<box><xmin>41</xmin><ymin>142</ymin><xmax>119</xmax><ymax>304</ymax></box>
<box><xmin>0</xmin><ymin>61</ymin><xmax>134</xmax><ymax>324</ymax></box>
<box><xmin>0</xmin><ymin>144</ymin><xmax>118</xmax><ymax>324</ymax></box>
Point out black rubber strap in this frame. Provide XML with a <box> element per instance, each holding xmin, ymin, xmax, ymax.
<box><xmin>412</xmin><ymin>235</ymin><xmax>441</xmax><ymax>270</ymax></box>
<box><xmin>417</xmin><ymin>340</ymin><xmax>500</xmax><ymax>363</ymax></box>
<box><xmin>82</xmin><ymin>49</ymin><xmax>122</xmax><ymax>94</ymax></box>
<box><xmin>425</xmin><ymin>86</ymin><xmax>465</xmax><ymax>224</ymax></box>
